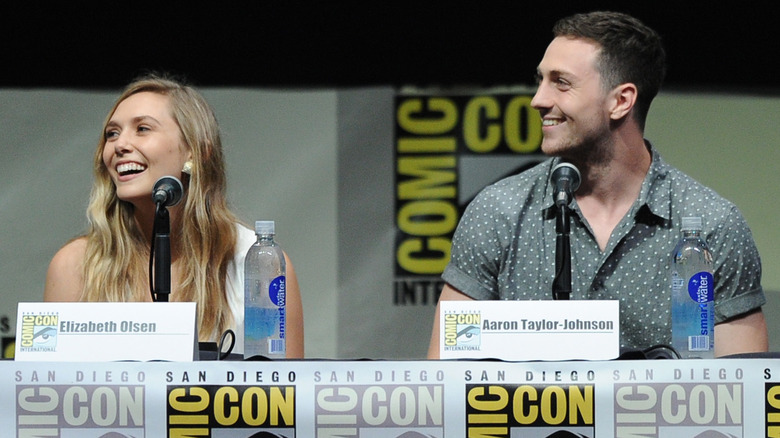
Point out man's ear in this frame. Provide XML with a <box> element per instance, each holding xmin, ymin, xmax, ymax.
<box><xmin>609</xmin><ymin>83</ymin><xmax>638</xmax><ymax>120</ymax></box>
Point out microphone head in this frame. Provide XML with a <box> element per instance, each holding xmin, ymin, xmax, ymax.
<box><xmin>551</xmin><ymin>162</ymin><xmax>581</xmax><ymax>191</ymax></box>
<box><xmin>152</xmin><ymin>176</ymin><xmax>184</xmax><ymax>207</ymax></box>
<box><xmin>550</xmin><ymin>162</ymin><xmax>581</xmax><ymax>207</ymax></box>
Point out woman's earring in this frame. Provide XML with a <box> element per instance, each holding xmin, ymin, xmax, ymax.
<box><xmin>182</xmin><ymin>161</ymin><xmax>193</xmax><ymax>175</ymax></box>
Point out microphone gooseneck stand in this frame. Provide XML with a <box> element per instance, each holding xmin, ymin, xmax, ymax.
<box><xmin>552</xmin><ymin>203</ymin><xmax>572</xmax><ymax>300</ymax></box>
<box><xmin>151</xmin><ymin>202</ymin><xmax>172</xmax><ymax>302</ymax></box>
<box><xmin>549</xmin><ymin>162</ymin><xmax>580</xmax><ymax>301</ymax></box>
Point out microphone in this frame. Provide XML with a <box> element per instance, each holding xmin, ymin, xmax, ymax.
<box><xmin>550</xmin><ymin>162</ymin><xmax>581</xmax><ymax>207</ymax></box>
<box><xmin>152</xmin><ymin>176</ymin><xmax>183</xmax><ymax>207</ymax></box>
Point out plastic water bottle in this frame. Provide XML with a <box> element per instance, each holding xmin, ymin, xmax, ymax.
<box><xmin>671</xmin><ymin>217</ymin><xmax>714</xmax><ymax>359</ymax></box>
<box><xmin>244</xmin><ymin>220</ymin><xmax>286</xmax><ymax>359</ymax></box>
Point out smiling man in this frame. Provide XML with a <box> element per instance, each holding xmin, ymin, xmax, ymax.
<box><xmin>428</xmin><ymin>11</ymin><xmax>768</xmax><ymax>359</ymax></box>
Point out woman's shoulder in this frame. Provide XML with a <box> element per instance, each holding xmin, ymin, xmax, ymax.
<box><xmin>52</xmin><ymin>236</ymin><xmax>88</xmax><ymax>264</ymax></box>
<box><xmin>44</xmin><ymin>236</ymin><xmax>87</xmax><ymax>301</ymax></box>
<box><xmin>235</xmin><ymin>223</ymin><xmax>255</xmax><ymax>250</ymax></box>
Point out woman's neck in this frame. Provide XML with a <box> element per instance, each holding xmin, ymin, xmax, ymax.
<box><xmin>134</xmin><ymin>201</ymin><xmax>184</xmax><ymax>256</ymax></box>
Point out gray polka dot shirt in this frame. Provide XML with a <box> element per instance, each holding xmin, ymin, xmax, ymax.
<box><xmin>443</xmin><ymin>145</ymin><xmax>766</xmax><ymax>350</ymax></box>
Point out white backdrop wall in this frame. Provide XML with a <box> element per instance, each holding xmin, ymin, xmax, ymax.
<box><xmin>0</xmin><ymin>87</ymin><xmax>778</xmax><ymax>360</ymax></box>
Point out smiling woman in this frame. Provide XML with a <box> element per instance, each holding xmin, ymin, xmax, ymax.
<box><xmin>103</xmin><ymin>92</ymin><xmax>192</xmax><ymax>217</ymax></box>
<box><xmin>42</xmin><ymin>73</ymin><xmax>305</xmax><ymax>358</ymax></box>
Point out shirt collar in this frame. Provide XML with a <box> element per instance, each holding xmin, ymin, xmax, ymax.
<box><xmin>639</xmin><ymin>140</ymin><xmax>672</xmax><ymax>223</ymax></box>
<box><xmin>541</xmin><ymin>141</ymin><xmax>672</xmax><ymax>223</ymax></box>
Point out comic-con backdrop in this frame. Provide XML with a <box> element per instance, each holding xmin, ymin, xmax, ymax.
<box><xmin>1</xmin><ymin>87</ymin><xmax>779</xmax><ymax>359</ymax></box>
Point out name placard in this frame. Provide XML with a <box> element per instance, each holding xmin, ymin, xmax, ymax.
<box><xmin>440</xmin><ymin>300</ymin><xmax>619</xmax><ymax>361</ymax></box>
<box><xmin>15</xmin><ymin>302</ymin><xmax>197</xmax><ymax>362</ymax></box>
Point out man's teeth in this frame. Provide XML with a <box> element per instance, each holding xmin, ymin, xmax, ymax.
<box><xmin>543</xmin><ymin>119</ymin><xmax>562</xmax><ymax>126</ymax></box>
<box><xmin>117</xmin><ymin>163</ymin><xmax>147</xmax><ymax>175</ymax></box>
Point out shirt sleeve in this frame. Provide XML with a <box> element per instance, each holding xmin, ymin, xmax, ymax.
<box><xmin>708</xmin><ymin>206</ymin><xmax>766</xmax><ymax>322</ymax></box>
<box><xmin>442</xmin><ymin>185</ymin><xmax>511</xmax><ymax>300</ymax></box>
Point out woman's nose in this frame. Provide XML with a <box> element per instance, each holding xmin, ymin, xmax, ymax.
<box><xmin>113</xmin><ymin>135</ymin><xmax>133</xmax><ymax>155</ymax></box>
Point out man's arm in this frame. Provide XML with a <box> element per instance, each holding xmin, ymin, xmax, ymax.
<box><xmin>427</xmin><ymin>284</ymin><xmax>475</xmax><ymax>359</ymax></box>
<box><xmin>714</xmin><ymin>309</ymin><xmax>768</xmax><ymax>357</ymax></box>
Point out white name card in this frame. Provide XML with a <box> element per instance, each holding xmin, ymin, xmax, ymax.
<box><xmin>440</xmin><ymin>300</ymin><xmax>620</xmax><ymax>361</ymax></box>
<box><xmin>15</xmin><ymin>302</ymin><xmax>197</xmax><ymax>362</ymax></box>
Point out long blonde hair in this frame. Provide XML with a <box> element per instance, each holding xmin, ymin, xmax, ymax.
<box><xmin>81</xmin><ymin>73</ymin><xmax>239</xmax><ymax>341</ymax></box>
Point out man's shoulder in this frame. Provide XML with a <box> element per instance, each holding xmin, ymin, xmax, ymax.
<box><xmin>478</xmin><ymin>158</ymin><xmax>553</xmax><ymax>197</ymax></box>
<box><xmin>655</xmin><ymin>160</ymin><xmax>746</xmax><ymax>234</ymax></box>
<box><xmin>662</xmin><ymin>163</ymin><xmax>734</xmax><ymax>207</ymax></box>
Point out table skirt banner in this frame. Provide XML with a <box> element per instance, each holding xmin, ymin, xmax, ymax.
<box><xmin>5</xmin><ymin>358</ymin><xmax>778</xmax><ymax>437</ymax></box>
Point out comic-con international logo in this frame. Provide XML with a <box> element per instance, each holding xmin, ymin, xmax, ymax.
<box><xmin>615</xmin><ymin>382</ymin><xmax>743</xmax><ymax>437</ymax></box>
<box><xmin>315</xmin><ymin>384</ymin><xmax>444</xmax><ymax>437</ymax></box>
<box><xmin>443</xmin><ymin>312</ymin><xmax>481</xmax><ymax>351</ymax></box>
<box><xmin>393</xmin><ymin>92</ymin><xmax>545</xmax><ymax>307</ymax></box>
<box><xmin>19</xmin><ymin>313</ymin><xmax>59</xmax><ymax>352</ymax></box>
<box><xmin>766</xmin><ymin>382</ymin><xmax>780</xmax><ymax>437</ymax></box>
<box><xmin>167</xmin><ymin>384</ymin><xmax>296</xmax><ymax>436</ymax></box>
<box><xmin>466</xmin><ymin>383</ymin><xmax>595</xmax><ymax>437</ymax></box>
<box><xmin>16</xmin><ymin>384</ymin><xmax>145</xmax><ymax>436</ymax></box>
